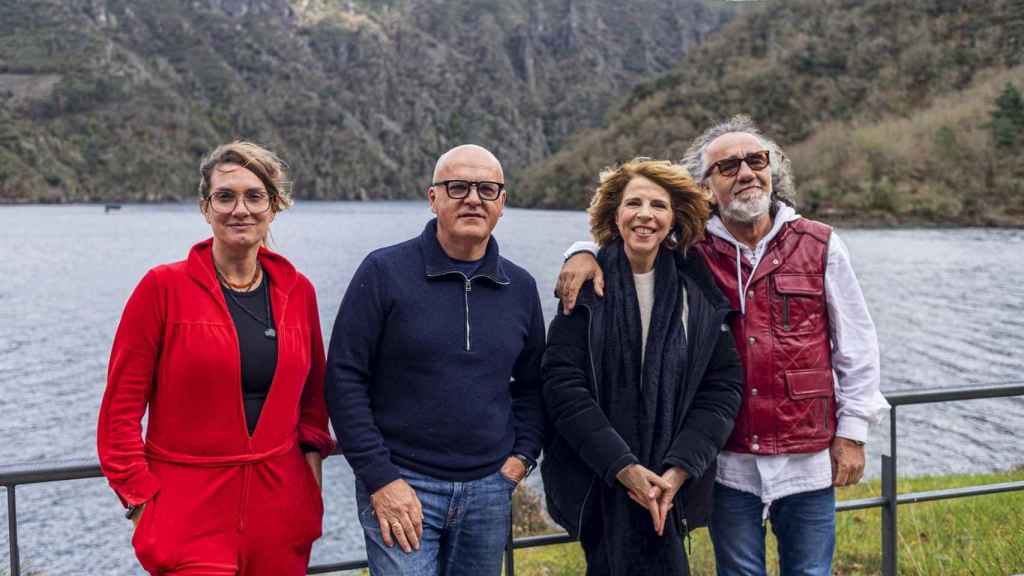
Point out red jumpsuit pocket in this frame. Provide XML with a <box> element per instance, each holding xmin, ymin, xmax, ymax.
<box><xmin>131</xmin><ymin>492</ymin><xmax>177</xmax><ymax>573</ymax></box>
<box><xmin>255</xmin><ymin>452</ymin><xmax>324</xmax><ymax>547</ymax></box>
<box><xmin>299</xmin><ymin>462</ymin><xmax>325</xmax><ymax>542</ymax></box>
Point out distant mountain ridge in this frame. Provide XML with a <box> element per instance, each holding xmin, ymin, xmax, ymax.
<box><xmin>515</xmin><ymin>0</ymin><xmax>1024</xmax><ymax>225</ymax></box>
<box><xmin>0</xmin><ymin>0</ymin><xmax>731</xmax><ymax>203</ymax></box>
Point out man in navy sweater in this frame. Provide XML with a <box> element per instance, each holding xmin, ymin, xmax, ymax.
<box><xmin>325</xmin><ymin>144</ymin><xmax>546</xmax><ymax>575</ymax></box>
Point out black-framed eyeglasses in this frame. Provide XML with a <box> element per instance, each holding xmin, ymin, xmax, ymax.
<box><xmin>703</xmin><ymin>150</ymin><xmax>770</xmax><ymax>179</ymax></box>
<box><xmin>207</xmin><ymin>189</ymin><xmax>273</xmax><ymax>214</ymax></box>
<box><xmin>431</xmin><ymin>180</ymin><xmax>505</xmax><ymax>201</ymax></box>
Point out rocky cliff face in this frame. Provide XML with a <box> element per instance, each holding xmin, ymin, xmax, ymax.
<box><xmin>0</xmin><ymin>0</ymin><xmax>731</xmax><ymax>202</ymax></box>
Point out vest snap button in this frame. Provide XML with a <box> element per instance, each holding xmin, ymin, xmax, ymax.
<box><xmin>748</xmin><ymin>336</ymin><xmax>757</xmax><ymax>344</ymax></box>
<box><xmin>772</xmin><ymin>259</ymin><xmax>779</xmax><ymax>265</ymax></box>
<box><xmin>751</xmin><ymin>388</ymin><xmax>758</xmax><ymax>396</ymax></box>
<box><xmin>752</xmin><ymin>443</ymin><xmax>760</xmax><ymax>451</ymax></box>
<box><xmin>747</xmin><ymin>290</ymin><xmax>754</xmax><ymax>299</ymax></box>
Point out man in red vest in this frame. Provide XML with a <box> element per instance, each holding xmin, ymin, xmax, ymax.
<box><xmin>556</xmin><ymin>115</ymin><xmax>889</xmax><ymax>575</ymax></box>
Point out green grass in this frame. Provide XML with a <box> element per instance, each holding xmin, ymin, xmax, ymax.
<box><xmin>511</xmin><ymin>469</ymin><xmax>1024</xmax><ymax>576</ymax></box>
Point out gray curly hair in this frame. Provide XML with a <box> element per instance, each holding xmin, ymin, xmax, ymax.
<box><xmin>680</xmin><ymin>115</ymin><xmax>796</xmax><ymax>215</ymax></box>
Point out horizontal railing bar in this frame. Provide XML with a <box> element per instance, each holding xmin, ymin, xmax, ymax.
<box><xmin>511</xmin><ymin>532</ymin><xmax>577</xmax><ymax>549</ymax></box>
<box><xmin>885</xmin><ymin>382</ymin><xmax>1024</xmax><ymax>406</ymax></box>
<box><xmin>836</xmin><ymin>496</ymin><xmax>887</xmax><ymax>511</ymax></box>
<box><xmin>307</xmin><ymin>557</ymin><xmax>367</xmax><ymax>573</ymax></box>
<box><xmin>894</xmin><ymin>480</ymin><xmax>1024</xmax><ymax>505</ymax></box>
<box><xmin>832</xmin><ymin>480</ymin><xmax>1024</xmax><ymax>512</ymax></box>
<box><xmin>0</xmin><ymin>451</ymin><xmax>347</xmax><ymax>487</ymax></box>
<box><xmin>302</xmin><ymin>533</ymin><xmax>581</xmax><ymax>573</ymax></box>
<box><xmin>0</xmin><ymin>459</ymin><xmax>101</xmax><ymax>486</ymax></box>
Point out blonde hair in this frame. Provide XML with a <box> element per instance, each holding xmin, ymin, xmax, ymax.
<box><xmin>588</xmin><ymin>158</ymin><xmax>710</xmax><ymax>251</ymax></box>
<box><xmin>198</xmin><ymin>141</ymin><xmax>293</xmax><ymax>213</ymax></box>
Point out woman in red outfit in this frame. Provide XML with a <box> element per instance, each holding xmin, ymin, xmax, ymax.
<box><xmin>97</xmin><ymin>141</ymin><xmax>336</xmax><ymax>575</ymax></box>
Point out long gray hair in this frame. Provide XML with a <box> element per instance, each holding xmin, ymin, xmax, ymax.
<box><xmin>680</xmin><ymin>115</ymin><xmax>796</xmax><ymax>215</ymax></box>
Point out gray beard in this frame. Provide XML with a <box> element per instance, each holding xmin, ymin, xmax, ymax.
<box><xmin>721</xmin><ymin>191</ymin><xmax>770</xmax><ymax>224</ymax></box>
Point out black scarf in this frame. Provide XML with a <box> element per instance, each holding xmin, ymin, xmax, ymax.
<box><xmin>588</xmin><ymin>240</ymin><xmax>691</xmax><ymax>575</ymax></box>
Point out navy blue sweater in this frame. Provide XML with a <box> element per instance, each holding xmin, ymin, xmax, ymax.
<box><xmin>326</xmin><ymin>220</ymin><xmax>547</xmax><ymax>493</ymax></box>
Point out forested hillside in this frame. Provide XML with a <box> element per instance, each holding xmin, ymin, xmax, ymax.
<box><xmin>0</xmin><ymin>0</ymin><xmax>731</xmax><ymax>202</ymax></box>
<box><xmin>517</xmin><ymin>0</ymin><xmax>1024</xmax><ymax>225</ymax></box>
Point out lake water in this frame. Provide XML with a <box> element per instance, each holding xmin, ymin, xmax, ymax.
<box><xmin>1</xmin><ymin>202</ymin><xmax>1022</xmax><ymax>574</ymax></box>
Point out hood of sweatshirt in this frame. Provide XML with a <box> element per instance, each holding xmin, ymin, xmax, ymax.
<box><xmin>705</xmin><ymin>202</ymin><xmax>801</xmax><ymax>314</ymax></box>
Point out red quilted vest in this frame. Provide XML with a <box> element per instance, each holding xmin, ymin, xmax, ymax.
<box><xmin>695</xmin><ymin>218</ymin><xmax>836</xmax><ymax>454</ymax></box>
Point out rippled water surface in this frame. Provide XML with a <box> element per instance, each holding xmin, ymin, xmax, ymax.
<box><xmin>1</xmin><ymin>203</ymin><xmax>1022</xmax><ymax>574</ymax></box>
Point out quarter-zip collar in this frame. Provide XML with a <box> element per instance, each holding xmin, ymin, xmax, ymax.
<box><xmin>419</xmin><ymin>219</ymin><xmax>509</xmax><ymax>352</ymax></box>
<box><xmin>420</xmin><ymin>218</ymin><xmax>511</xmax><ymax>285</ymax></box>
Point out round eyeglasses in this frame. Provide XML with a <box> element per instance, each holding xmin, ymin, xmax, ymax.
<box><xmin>207</xmin><ymin>190</ymin><xmax>273</xmax><ymax>214</ymax></box>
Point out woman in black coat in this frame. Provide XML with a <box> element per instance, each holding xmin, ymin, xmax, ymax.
<box><xmin>541</xmin><ymin>159</ymin><xmax>744</xmax><ymax>575</ymax></box>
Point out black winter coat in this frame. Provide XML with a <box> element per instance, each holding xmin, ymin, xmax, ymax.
<box><xmin>540</xmin><ymin>249</ymin><xmax>743</xmax><ymax>547</ymax></box>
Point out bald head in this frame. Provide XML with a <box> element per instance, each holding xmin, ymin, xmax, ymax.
<box><xmin>427</xmin><ymin>144</ymin><xmax>507</xmax><ymax>261</ymax></box>
<box><xmin>432</xmin><ymin>144</ymin><xmax>504</xmax><ymax>184</ymax></box>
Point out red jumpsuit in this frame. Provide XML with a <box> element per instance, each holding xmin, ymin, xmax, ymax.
<box><xmin>97</xmin><ymin>239</ymin><xmax>336</xmax><ymax>575</ymax></box>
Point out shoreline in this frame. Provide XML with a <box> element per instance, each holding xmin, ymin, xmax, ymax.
<box><xmin>1</xmin><ymin>200</ymin><xmax>1022</xmax><ymax>229</ymax></box>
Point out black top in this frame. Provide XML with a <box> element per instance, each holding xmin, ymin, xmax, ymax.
<box><xmin>221</xmin><ymin>276</ymin><xmax>277</xmax><ymax>436</ymax></box>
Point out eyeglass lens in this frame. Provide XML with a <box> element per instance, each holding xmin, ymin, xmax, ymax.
<box><xmin>446</xmin><ymin>181</ymin><xmax>502</xmax><ymax>200</ymax></box>
<box><xmin>717</xmin><ymin>151</ymin><xmax>770</xmax><ymax>177</ymax></box>
<box><xmin>210</xmin><ymin>191</ymin><xmax>271</xmax><ymax>213</ymax></box>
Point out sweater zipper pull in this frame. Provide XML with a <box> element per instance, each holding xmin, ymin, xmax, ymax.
<box><xmin>464</xmin><ymin>277</ymin><xmax>472</xmax><ymax>351</ymax></box>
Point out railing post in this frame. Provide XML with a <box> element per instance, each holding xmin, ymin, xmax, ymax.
<box><xmin>7</xmin><ymin>485</ymin><xmax>20</xmax><ymax>576</ymax></box>
<box><xmin>880</xmin><ymin>406</ymin><xmax>898</xmax><ymax>576</ymax></box>
<box><xmin>504</xmin><ymin>503</ymin><xmax>515</xmax><ymax>575</ymax></box>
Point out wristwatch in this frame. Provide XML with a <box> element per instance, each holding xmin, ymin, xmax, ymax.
<box><xmin>512</xmin><ymin>454</ymin><xmax>536</xmax><ymax>478</ymax></box>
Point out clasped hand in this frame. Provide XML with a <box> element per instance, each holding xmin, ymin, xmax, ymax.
<box><xmin>615</xmin><ymin>464</ymin><xmax>689</xmax><ymax>536</ymax></box>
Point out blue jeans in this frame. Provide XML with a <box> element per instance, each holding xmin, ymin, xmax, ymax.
<box><xmin>710</xmin><ymin>483</ymin><xmax>835</xmax><ymax>576</ymax></box>
<box><xmin>355</xmin><ymin>466</ymin><xmax>515</xmax><ymax>576</ymax></box>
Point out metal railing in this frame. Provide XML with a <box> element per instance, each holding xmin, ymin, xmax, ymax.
<box><xmin>3</xmin><ymin>382</ymin><xmax>1023</xmax><ymax>576</ymax></box>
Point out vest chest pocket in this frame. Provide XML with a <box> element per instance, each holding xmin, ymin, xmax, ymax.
<box><xmin>772</xmin><ymin>274</ymin><xmax>825</xmax><ymax>335</ymax></box>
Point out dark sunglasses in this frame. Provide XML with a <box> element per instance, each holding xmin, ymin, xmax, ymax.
<box><xmin>704</xmin><ymin>150</ymin><xmax>770</xmax><ymax>179</ymax></box>
<box><xmin>432</xmin><ymin>180</ymin><xmax>505</xmax><ymax>201</ymax></box>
